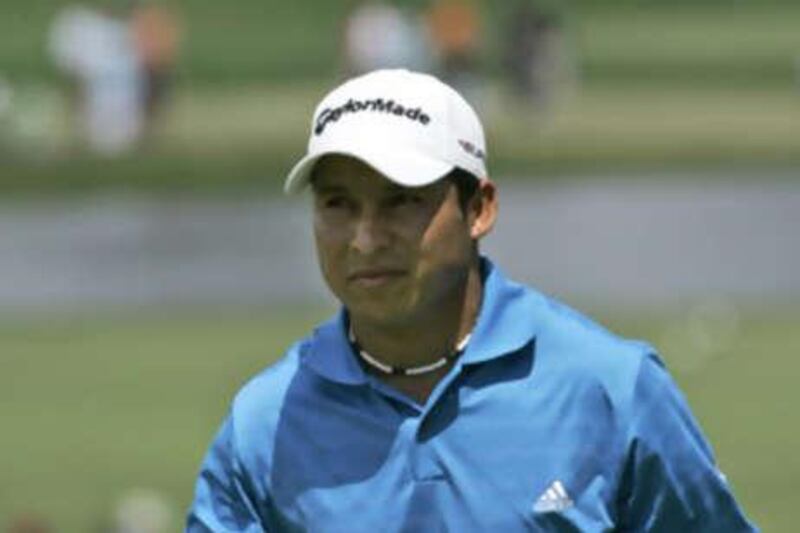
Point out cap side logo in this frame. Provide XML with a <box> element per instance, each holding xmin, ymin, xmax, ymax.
<box><xmin>458</xmin><ymin>139</ymin><xmax>485</xmax><ymax>161</ymax></box>
<box><xmin>314</xmin><ymin>98</ymin><xmax>431</xmax><ymax>135</ymax></box>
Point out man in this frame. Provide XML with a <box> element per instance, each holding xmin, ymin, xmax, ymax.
<box><xmin>187</xmin><ymin>69</ymin><xmax>756</xmax><ymax>531</ymax></box>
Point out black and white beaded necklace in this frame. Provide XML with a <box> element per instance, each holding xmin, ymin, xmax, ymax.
<box><xmin>348</xmin><ymin>326</ymin><xmax>471</xmax><ymax>376</ymax></box>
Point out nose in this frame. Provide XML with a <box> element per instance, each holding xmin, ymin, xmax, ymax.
<box><xmin>351</xmin><ymin>206</ymin><xmax>390</xmax><ymax>255</ymax></box>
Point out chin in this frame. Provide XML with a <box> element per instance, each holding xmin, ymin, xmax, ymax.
<box><xmin>347</xmin><ymin>298</ymin><xmax>414</xmax><ymax>325</ymax></box>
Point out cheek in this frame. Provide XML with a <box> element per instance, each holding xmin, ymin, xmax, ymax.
<box><xmin>314</xmin><ymin>220</ymin><xmax>354</xmax><ymax>287</ymax></box>
<box><xmin>419</xmin><ymin>210</ymin><xmax>472</xmax><ymax>263</ymax></box>
<box><xmin>314</xmin><ymin>214</ymin><xmax>346</xmax><ymax>251</ymax></box>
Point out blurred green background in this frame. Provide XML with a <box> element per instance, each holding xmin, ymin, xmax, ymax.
<box><xmin>1</xmin><ymin>0</ymin><xmax>798</xmax><ymax>531</ymax></box>
<box><xmin>1</xmin><ymin>0</ymin><xmax>799</xmax><ymax>192</ymax></box>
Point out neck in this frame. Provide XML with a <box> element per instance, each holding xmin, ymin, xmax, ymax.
<box><xmin>349</xmin><ymin>263</ymin><xmax>483</xmax><ymax>371</ymax></box>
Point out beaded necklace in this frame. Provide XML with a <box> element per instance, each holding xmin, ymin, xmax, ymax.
<box><xmin>348</xmin><ymin>327</ymin><xmax>471</xmax><ymax>376</ymax></box>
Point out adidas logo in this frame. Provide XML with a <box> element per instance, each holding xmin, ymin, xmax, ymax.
<box><xmin>532</xmin><ymin>480</ymin><xmax>574</xmax><ymax>514</ymax></box>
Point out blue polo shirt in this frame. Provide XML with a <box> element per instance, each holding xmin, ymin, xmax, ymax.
<box><xmin>187</xmin><ymin>259</ymin><xmax>757</xmax><ymax>532</ymax></box>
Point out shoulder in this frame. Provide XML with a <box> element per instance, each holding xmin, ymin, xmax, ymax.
<box><xmin>226</xmin><ymin>337</ymin><xmax>312</xmax><ymax>455</ymax></box>
<box><xmin>539</xmin><ymin>294</ymin><xmax>651</xmax><ymax>359</ymax></box>
<box><xmin>480</xmin><ymin>261</ymin><xmax>654</xmax><ymax>402</ymax></box>
<box><xmin>225</xmin><ymin>310</ymin><xmax>356</xmax><ymax>449</ymax></box>
<box><xmin>531</xmin><ymin>290</ymin><xmax>656</xmax><ymax>408</ymax></box>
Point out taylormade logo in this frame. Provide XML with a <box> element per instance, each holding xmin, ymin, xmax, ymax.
<box><xmin>314</xmin><ymin>98</ymin><xmax>431</xmax><ymax>135</ymax></box>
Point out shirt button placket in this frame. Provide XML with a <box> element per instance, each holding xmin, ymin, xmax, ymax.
<box><xmin>411</xmin><ymin>415</ymin><xmax>445</xmax><ymax>482</ymax></box>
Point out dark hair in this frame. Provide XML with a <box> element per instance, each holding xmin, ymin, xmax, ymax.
<box><xmin>447</xmin><ymin>168</ymin><xmax>480</xmax><ymax>212</ymax></box>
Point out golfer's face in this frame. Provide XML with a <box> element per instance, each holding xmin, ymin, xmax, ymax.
<box><xmin>312</xmin><ymin>155</ymin><xmax>475</xmax><ymax>326</ymax></box>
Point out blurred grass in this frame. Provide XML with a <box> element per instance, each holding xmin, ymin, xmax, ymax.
<box><xmin>572</xmin><ymin>4</ymin><xmax>800</xmax><ymax>88</ymax></box>
<box><xmin>0</xmin><ymin>307</ymin><xmax>332</xmax><ymax>531</ymax></box>
<box><xmin>1</xmin><ymin>2</ymin><xmax>799</xmax><ymax>193</ymax></box>
<box><xmin>0</xmin><ymin>306</ymin><xmax>797</xmax><ymax>530</ymax></box>
<box><xmin>1</xmin><ymin>1</ymin><xmax>798</xmax><ymax>86</ymax></box>
<box><xmin>2</xmin><ymin>83</ymin><xmax>799</xmax><ymax>195</ymax></box>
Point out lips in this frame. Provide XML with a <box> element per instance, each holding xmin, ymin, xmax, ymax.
<box><xmin>347</xmin><ymin>268</ymin><xmax>407</xmax><ymax>287</ymax></box>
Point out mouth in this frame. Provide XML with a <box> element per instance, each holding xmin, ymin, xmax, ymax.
<box><xmin>347</xmin><ymin>268</ymin><xmax>407</xmax><ymax>287</ymax></box>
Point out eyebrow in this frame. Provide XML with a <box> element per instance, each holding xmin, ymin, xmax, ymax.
<box><xmin>312</xmin><ymin>183</ymin><xmax>349</xmax><ymax>194</ymax></box>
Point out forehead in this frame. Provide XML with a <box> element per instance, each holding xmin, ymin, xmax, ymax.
<box><xmin>311</xmin><ymin>155</ymin><xmax>438</xmax><ymax>194</ymax></box>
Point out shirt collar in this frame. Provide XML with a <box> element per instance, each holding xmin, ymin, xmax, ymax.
<box><xmin>303</xmin><ymin>310</ymin><xmax>368</xmax><ymax>386</ymax></box>
<box><xmin>302</xmin><ymin>257</ymin><xmax>544</xmax><ymax>385</ymax></box>
<box><xmin>461</xmin><ymin>258</ymin><xmax>543</xmax><ymax>366</ymax></box>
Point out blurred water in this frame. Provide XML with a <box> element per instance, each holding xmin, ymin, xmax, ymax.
<box><xmin>1</xmin><ymin>173</ymin><xmax>799</xmax><ymax>312</ymax></box>
<box><xmin>0</xmin><ymin>194</ymin><xmax>326</xmax><ymax>311</ymax></box>
<box><xmin>489</xmin><ymin>175</ymin><xmax>800</xmax><ymax>308</ymax></box>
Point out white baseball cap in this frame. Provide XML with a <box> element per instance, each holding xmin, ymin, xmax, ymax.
<box><xmin>284</xmin><ymin>69</ymin><xmax>487</xmax><ymax>194</ymax></box>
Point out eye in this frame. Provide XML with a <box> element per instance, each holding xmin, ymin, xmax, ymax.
<box><xmin>320</xmin><ymin>195</ymin><xmax>350</xmax><ymax>210</ymax></box>
<box><xmin>387</xmin><ymin>192</ymin><xmax>424</xmax><ymax>208</ymax></box>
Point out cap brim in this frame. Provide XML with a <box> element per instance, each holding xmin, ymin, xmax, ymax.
<box><xmin>283</xmin><ymin>143</ymin><xmax>454</xmax><ymax>195</ymax></box>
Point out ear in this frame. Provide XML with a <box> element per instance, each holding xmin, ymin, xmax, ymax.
<box><xmin>468</xmin><ymin>179</ymin><xmax>498</xmax><ymax>240</ymax></box>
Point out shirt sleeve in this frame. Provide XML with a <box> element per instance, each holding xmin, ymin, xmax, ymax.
<box><xmin>618</xmin><ymin>353</ymin><xmax>758</xmax><ymax>532</ymax></box>
<box><xmin>186</xmin><ymin>415</ymin><xmax>268</xmax><ymax>532</ymax></box>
